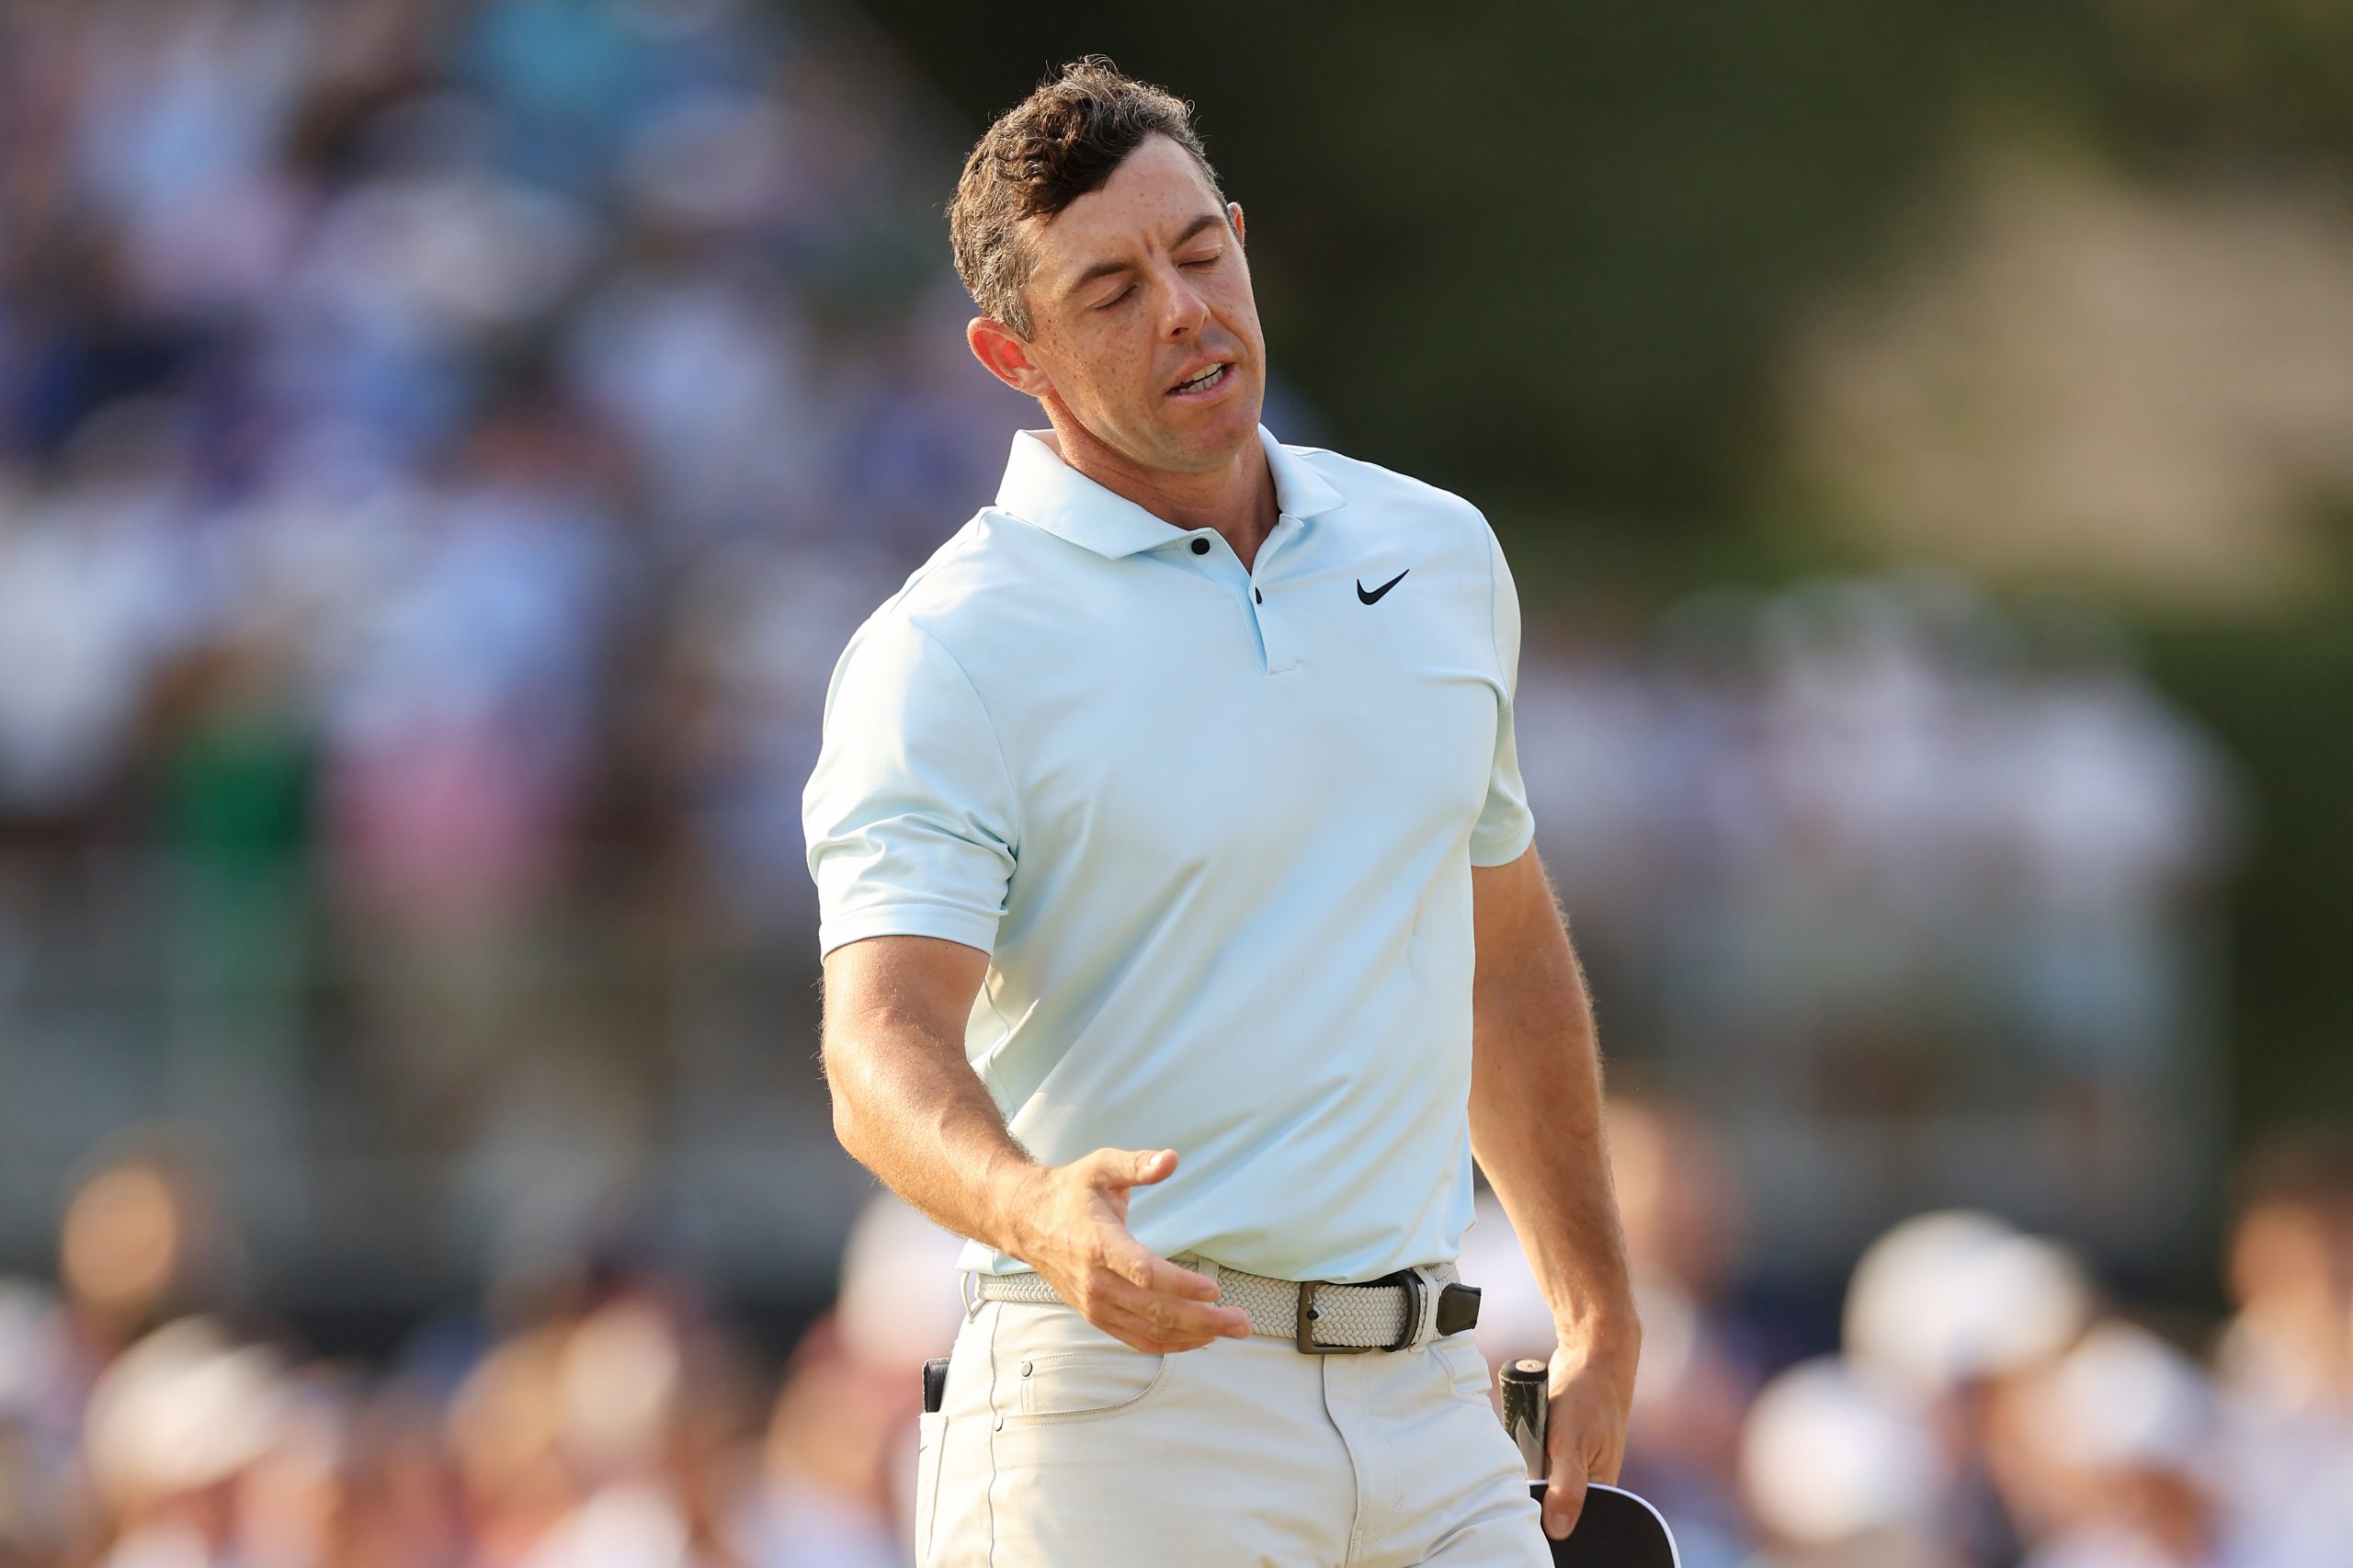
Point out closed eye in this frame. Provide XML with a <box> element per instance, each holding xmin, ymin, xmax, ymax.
<box><xmin>1181</xmin><ymin>253</ymin><xmax>1221</xmax><ymax>268</ymax></box>
<box><xmin>1096</xmin><ymin>284</ymin><xmax>1136</xmax><ymax>310</ymax></box>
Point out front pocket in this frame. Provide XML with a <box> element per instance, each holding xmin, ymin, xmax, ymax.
<box><xmin>1433</xmin><ymin>1332</ymin><xmax>1499</xmax><ymax>1407</ymax></box>
<box><xmin>1013</xmin><ymin>1345</ymin><xmax>1169</xmax><ymax>1421</ymax></box>
<box><xmin>914</xmin><ymin>1408</ymin><xmax>946</xmax><ymax>1560</ymax></box>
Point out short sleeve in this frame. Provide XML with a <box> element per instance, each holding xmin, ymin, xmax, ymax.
<box><xmin>1468</xmin><ymin>519</ymin><xmax>1537</xmax><ymax>868</ymax></box>
<box><xmin>801</xmin><ymin>611</ymin><xmax>1018</xmax><ymax>960</ymax></box>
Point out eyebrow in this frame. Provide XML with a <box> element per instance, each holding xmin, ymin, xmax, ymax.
<box><xmin>1062</xmin><ymin>211</ymin><xmax>1228</xmax><ymax>298</ymax></box>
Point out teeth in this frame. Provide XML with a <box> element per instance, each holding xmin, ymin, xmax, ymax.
<box><xmin>1176</xmin><ymin>364</ymin><xmax>1224</xmax><ymax>392</ymax></box>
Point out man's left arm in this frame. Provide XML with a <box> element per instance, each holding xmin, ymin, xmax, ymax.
<box><xmin>1468</xmin><ymin>840</ymin><xmax>1642</xmax><ymax>1541</ymax></box>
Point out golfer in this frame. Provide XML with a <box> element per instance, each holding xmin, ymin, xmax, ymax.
<box><xmin>803</xmin><ymin>57</ymin><xmax>1639</xmax><ymax>1566</ymax></box>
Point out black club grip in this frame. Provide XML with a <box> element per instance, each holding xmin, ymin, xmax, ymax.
<box><xmin>1500</xmin><ymin>1357</ymin><xmax>1547</xmax><ymax>1480</ymax></box>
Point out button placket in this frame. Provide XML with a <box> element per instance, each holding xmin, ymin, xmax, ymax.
<box><xmin>1252</xmin><ymin>514</ymin><xmax>1299</xmax><ymax>675</ymax></box>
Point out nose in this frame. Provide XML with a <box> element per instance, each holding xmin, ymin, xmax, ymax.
<box><xmin>1158</xmin><ymin>266</ymin><xmax>1210</xmax><ymax>339</ymax></box>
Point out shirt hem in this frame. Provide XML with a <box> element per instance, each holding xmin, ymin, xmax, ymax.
<box><xmin>1467</xmin><ymin>816</ymin><xmax>1537</xmax><ymax>869</ymax></box>
<box><xmin>817</xmin><ymin>906</ymin><xmax>1000</xmax><ymax>961</ymax></box>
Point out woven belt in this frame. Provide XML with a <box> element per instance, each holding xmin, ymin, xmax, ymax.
<box><xmin>972</xmin><ymin>1255</ymin><xmax>1482</xmax><ymax>1353</ymax></box>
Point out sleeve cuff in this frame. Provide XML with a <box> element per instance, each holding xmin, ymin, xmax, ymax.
<box><xmin>1467</xmin><ymin>814</ymin><xmax>1537</xmax><ymax>869</ymax></box>
<box><xmin>817</xmin><ymin>903</ymin><xmax>1001</xmax><ymax>962</ymax></box>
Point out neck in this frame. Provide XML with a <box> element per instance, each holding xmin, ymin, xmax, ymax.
<box><xmin>1042</xmin><ymin>406</ymin><xmax>1279</xmax><ymax>562</ymax></box>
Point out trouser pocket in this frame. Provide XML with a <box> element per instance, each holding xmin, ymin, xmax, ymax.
<box><xmin>915</xmin><ymin>1408</ymin><xmax>947</xmax><ymax>1562</ymax></box>
<box><xmin>1014</xmin><ymin>1343</ymin><xmax>1169</xmax><ymax>1420</ymax></box>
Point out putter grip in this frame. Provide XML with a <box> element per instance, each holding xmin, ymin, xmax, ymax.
<box><xmin>1500</xmin><ymin>1358</ymin><xmax>1547</xmax><ymax>1481</ymax></box>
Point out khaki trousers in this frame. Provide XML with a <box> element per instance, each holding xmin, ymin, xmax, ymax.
<box><xmin>916</xmin><ymin>1254</ymin><xmax>1550</xmax><ymax>1566</ymax></box>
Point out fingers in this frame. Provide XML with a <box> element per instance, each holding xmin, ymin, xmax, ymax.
<box><xmin>1541</xmin><ymin>1460</ymin><xmax>1586</xmax><ymax>1541</ymax></box>
<box><xmin>1542</xmin><ymin>1415</ymin><xmax>1623</xmax><ymax>1540</ymax></box>
<box><xmin>1046</xmin><ymin>1148</ymin><xmax>1252</xmax><ymax>1346</ymax></box>
<box><xmin>1041</xmin><ymin>1273</ymin><xmax>1232</xmax><ymax>1355</ymax></box>
<box><xmin>1541</xmin><ymin>1407</ymin><xmax>1583</xmax><ymax>1540</ymax></box>
<box><xmin>1107</xmin><ymin>1241</ymin><xmax>1222</xmax><ymax>1302</ymax></box>
<box><xmin>1093</xmin><ymin>1146</ymin><xmax>1177</xmax><ymax>1190</ymax></box>
<box><xmin>1095</xmin><ymin>1259</ymin><xmax>1253</xmax><ymax>1342</ymax></box>
<box><xmin>1092</xmin><ymin>1301</ymin><xmax>1220</xmax><ymax>1355</ymax></box>
<box><xmin>1106</xmin><ymin>1239</ymin><xmax>1250</xmax><ymax>1335</ymax></box>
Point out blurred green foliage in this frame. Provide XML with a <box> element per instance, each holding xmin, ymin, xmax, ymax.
<box><xmin>2147</xmin><ymin>610</ymin><xmax>2353</xmax><ymax>1140</ymax></box>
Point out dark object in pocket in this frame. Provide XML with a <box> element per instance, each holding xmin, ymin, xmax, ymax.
<box><xmin>924</xmin><ymin>1356</ymin><xmax>950</xmax><ymax>1415</ymax></box>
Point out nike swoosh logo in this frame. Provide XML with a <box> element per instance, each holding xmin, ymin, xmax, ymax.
<box><xmin>1357</xmin><ymin>569</ymin><xmax>1410</xmax><ymax>604</ymax></box>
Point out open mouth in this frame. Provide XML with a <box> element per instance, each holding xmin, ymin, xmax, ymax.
<box><xmin>1167</xmin><ymin>362</ymin><xmax>1232</xmax><ymax>397</ymax></box>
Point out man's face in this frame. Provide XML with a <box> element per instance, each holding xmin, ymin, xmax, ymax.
<box><xmin>993</xmin><ymin>134</ymin><xmax>1265</xmax><ymax>474</ymax></box>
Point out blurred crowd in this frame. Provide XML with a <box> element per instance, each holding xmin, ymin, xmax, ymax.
<box><xmin>1460</xmin><ymin>1104</ymin><xmax>2353</xmax><ymax>1568</ymax></box>
<box><xmin>1521</xmin><ymin>573</ymin><xmax>2241</xmax><ymax>1095</ymax></box>
<box><xmin>0</xmin><ymin>1140</ymin><xmax>965</xmax><ymax>1568</ymax></box>
<box><xmin>6</xmin><ymin>1108</ymin><xmax>2351</xmax><ymax>1566</ymax></box>
<box><xmin>1515</xmin><ymin>574</ymin><xmax>2244</xmax><ymax>1267</ymax></box>
<box><xmin>0</xmin><ymin>0</ymin><xmax>1028</xmax><ymax>1279</ymax></box>
<box><xmin>0</xmin><ymin>0</ymin><xmax>1021</xmax><ymax>948</ymax></box>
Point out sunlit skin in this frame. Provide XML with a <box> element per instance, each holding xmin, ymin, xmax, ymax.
<box><xmin>966</xmin><ymin>133</ymin><xmax>1279</xmax><ymax>568</ymax></box>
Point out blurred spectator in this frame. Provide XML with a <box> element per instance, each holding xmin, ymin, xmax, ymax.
<box><xmin>82</xmin><ymin>1316</ymin><xmax>288</xmax><ymax>1568</ymax></box>
<box><xmin>1844</xmin><ymin>1210</ymin><xmax>2094</xmax><ymax>1563</ymax></box>
<box><xmin>1604</xmin><ymin>1093</ymin><xmax>1770</xmax><ymax>1564</ymax></box>
<box><xmin>1738</xmin><ymin>1357</ymin><xmax>1956</xmax><ymax>1568</ymax></box>
<box><xmin>2211</xmin><ymin>1126</ymin><xmax>2353</xmax><ymax>1566</ymax></box>
<box><xmin>749</xmin><ymin>1191</ymin><xmax>963</xmax><ymax>1565</ymax></box>
<box><xmin>56</xmin><ymin>1143</ymin><xmax>247</xmax><ymax>1361</ymax></box>
<box><xmin>2002</xmin><ymin>1321</ymin><xmax>2229</xmax><ymax>1568</ymax></box>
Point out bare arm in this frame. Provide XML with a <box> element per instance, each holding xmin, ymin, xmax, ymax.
<box><xmin>819</xmin><ymin>933</ymin><xmax>1250</xmax><ymax>1353</ymax></box>
<box><xmin>1468</xmin><ymin>843</ymin><xmax>1641</xmax><ymax>1540</ymax></box>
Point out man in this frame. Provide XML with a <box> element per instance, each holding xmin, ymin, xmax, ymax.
<box><xmin>802</xmin><ymin>57</ymin><xmax>1638</xmax><ymax>1566</ymax></box>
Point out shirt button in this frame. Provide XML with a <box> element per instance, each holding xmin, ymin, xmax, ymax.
<box><xmin>1190</xmin><ymin>537</ymin><xmax>1210</xmax><ymax>554</ymax></box>
<box><xmin>993</xmin><ymin>1413</ymin><xmax>1006</xmax><ymax>1431</ymax></box>
<box><xmin>1020</xmin><ymin>1360</ymin><xmax>1033</xmax><ymax>1376</ymax></box>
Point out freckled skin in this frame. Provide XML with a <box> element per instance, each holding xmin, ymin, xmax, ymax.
<box><xmin>967</xmin><ymin>133</ymin><xmax>1279</xmax><ymax>552</ymax></box>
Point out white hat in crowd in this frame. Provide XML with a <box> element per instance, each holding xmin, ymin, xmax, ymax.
<box><xmin>1845</xmin><ymin>1210</ymin><xmax>2093</xmax><ymax>1398</ymax></box>
<box><xmin>1739</xmin><ymin>1356</ymin><xmax>1939</xmax><ymax>1545</ymax></box>
<box><xmin>83</xmin><ymin>1316</ymin><xmax>287</xmax><ymax>1509</ymax></box>
<box><xmin>2025</xmin><ymin>1318</ymin><xmax>2215</xmax><ymax>1475</ymax></box>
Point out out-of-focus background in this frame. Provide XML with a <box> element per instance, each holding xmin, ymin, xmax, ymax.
<box><xmin>2</xmin><ymin>1</ymin><xmax>2349</xmax><ymax>1563</ymax></box>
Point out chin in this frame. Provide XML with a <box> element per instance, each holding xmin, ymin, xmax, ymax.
<box><xmin>1159</xmin><ymin>426</ymin><xmax>1255</xmax><ymax>474</ymax></box>
<box><xmin>1168</xmin><ymin>395</ymin><xmax>1263</xmax><ymax>460</ymax></box>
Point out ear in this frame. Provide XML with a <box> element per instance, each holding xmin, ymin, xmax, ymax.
<box><xmin>1228</xmin><ymin>200</ymin><xmax>1246</xmax><ymax>246</ymax></box>
<box><xmin>967</xmin><ymin>317</ymin><xmax>1052</xmax><ymax>397</ymax></box>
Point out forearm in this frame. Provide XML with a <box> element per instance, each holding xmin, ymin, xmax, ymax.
<box><xmin>815</xmin><ymin>937</ymin><xmax>1246</xmax><ymax>1353</ymax></box>
<box><xmin>824</xmin><ymin>1008</ymin><xmax>1044</xmax><ymax>1261</ymax></box>
<box><xmin>1468</xmin><ymin>875</ymin><xmax>1637</xmax><ymax>1347</ymax></box>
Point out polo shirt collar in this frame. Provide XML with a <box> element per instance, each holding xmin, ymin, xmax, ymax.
<box><xmin>995</xmin><ymin>424</ymin><xmax>1347</xmax><ymax>559</ymax></box>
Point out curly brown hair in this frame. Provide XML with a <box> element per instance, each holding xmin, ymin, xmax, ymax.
<box><xmin>949</xmin><ymin>56</ymin><xmax>1225</xmax><ymax>338</ymax></box>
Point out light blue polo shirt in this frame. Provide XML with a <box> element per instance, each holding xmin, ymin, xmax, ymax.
<box><xmin>801</xmin><ymin>425</ymin><xmax>1536</xmax><ymax>1283</ymax></box>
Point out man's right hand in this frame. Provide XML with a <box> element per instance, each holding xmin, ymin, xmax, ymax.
<box><xmin>1007</xmin><ymin>1147</ymin><xmax>1254</xmax><ymax>1354</ymax></box>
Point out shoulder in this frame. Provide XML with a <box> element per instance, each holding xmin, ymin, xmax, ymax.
<box><xmin>1280</xmin><ymin>439</ymin><xmax>1504</xmax><ymax>604</ymax></box>
<box><xmin>1280</xmin><ymin>440</ymin><xmax>1499</xmax><ymax>580</ymax></box>
<box><xmin>1281</xmin><ymin>439</ymin><xmax>1518</xmax><ymax>669</ymax></box>
<box><xmin>1285</xmin><ymin>441</ymin><xmax>1490</xmax><ymax>533</ymax></box>
<box><xmin>840</xmin><ymin>510</ymin><xmax>1047</xmax><ymax>674</ymax></box>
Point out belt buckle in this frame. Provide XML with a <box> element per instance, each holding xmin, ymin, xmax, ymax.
<box><xmin>1294</xmin><ymin>1270</ymin><xmax>1425</xmax><ymax>1355</ymax></box>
